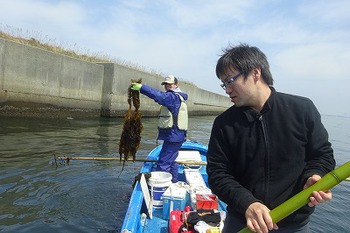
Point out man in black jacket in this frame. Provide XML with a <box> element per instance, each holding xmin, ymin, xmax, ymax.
<box><xmin>206</xmin><ymin>43</ymin><xmax>335</xmax><ymax>233</ymax></box>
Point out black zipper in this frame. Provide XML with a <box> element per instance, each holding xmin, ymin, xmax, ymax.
<box><xmin>258</xmin><ymin>114</ymin><xmax>270</xmax><ymax>205</ymax></box>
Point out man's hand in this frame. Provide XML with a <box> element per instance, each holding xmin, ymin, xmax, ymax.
<box><xmin>245</xmin><ymin>202</ymin><xmax>278</xmax><ymax>233</ymax></box>
<box><xmin>131</xmin><ymin>83</ymin><xmax>142</xmax><ymax>91</ymax></box>
<box><xmin>303</xmin><ymin>174</ymin><xmax>332</xmax><ymax>207</ymax></box>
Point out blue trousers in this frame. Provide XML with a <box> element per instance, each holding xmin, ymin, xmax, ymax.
<box><xmin>156</xmin><ymin>141</ymin><xmax>183</xmax><ymax>182</ymax></box>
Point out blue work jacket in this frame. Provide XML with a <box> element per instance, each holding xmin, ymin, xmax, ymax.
<box><xmin>140</xmin><ymin>84</ymin><xmax>188</xmax><ymax>142</ymax></box>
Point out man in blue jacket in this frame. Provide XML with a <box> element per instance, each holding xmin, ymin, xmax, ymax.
<box><xmin>206</xmin><ymin>44</ymin><xmax>335</xmax><ymax>233</ymax></box>
<box><xmin>131</xmin><ymin>75</ymin><xmax>188</xmax><ymax>182</ymax></box>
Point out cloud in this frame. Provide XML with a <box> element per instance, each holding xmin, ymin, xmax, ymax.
<box><xmin>299</xmin><ymin>0</ymin><xmax>350</xmax><ymax>25</ymax></box>
<box><xmin>273</xmin><ymin>43</ymin><xmax>350</xmax><ymax>81</ymax></box>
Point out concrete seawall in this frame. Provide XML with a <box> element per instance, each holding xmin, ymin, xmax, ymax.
<box><xmin>0</xmin><ymin>38</ymin><xmax>232</xmax><ymax>118</ymax></box>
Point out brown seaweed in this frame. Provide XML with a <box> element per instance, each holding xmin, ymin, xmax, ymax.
<box><xmin>118</xmin><ymin>79</ymin><xmax>143</xmax><ymax>168</ymax></box>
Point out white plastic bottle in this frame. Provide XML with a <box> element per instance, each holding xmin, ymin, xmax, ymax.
<box><xmin>140</xmin><ymin>213</ymin><xmax>147</xmax><ymax>226</ymax></box>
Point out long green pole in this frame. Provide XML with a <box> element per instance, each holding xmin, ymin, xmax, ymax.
<box><xmin>239</xmin><ymin>161</ymin><xmax>350</xmax><ymax>233</ymax></box>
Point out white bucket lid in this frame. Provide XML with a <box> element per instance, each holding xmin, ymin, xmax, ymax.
<box><xmin>148</xmin><ymin>171</ymin><xmax>172</xmax><ymax>186</ymax></box>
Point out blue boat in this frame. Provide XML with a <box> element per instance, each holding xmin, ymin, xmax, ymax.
<box><xmin>120</xmin><ymin>140</ymin><xmax>227</xmax><ymax>233</ymax></box>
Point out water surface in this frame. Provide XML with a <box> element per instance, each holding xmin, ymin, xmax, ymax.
<box><xmin>0</xmin><ymin>115</ymin><xmax>349</xmax><ymax>232</ymax></box>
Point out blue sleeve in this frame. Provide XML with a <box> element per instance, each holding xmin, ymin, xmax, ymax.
<box><xmin>140</xmin><ymin>84</ymin><xmax>178</xmax><ymax>110</ymax></box>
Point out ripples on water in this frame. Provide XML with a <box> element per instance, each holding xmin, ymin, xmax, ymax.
<box><xmin>310</xmin><ymin>115</ymin><xmax>350</xmax><ymax>232</ymax></box>
<box><xmin>0</xmin><ymin>115</ymin><xmax>349</xmax><ymax>232</ymax></box>
<box><xmin>1</xmin><ymin>117</ymin><xmax>145</xmax><ymax>232</ymax></box>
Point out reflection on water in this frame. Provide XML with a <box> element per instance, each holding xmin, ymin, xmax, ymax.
<box><xmin>0</xmin><ymin>115</ymin><xmax>349</xmax><ymax>232</ymax></box>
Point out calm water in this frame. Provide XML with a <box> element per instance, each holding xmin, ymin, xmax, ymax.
<box><xmin>0</xmin><ymin>115</ymin><xmax>349</xmax><ymax>233</ymax></box>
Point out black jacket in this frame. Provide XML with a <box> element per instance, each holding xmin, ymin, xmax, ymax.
<box><xmin>206</xmin><ymin>87</ymin><xmax>335</xmax><ymax>227</ymax></box>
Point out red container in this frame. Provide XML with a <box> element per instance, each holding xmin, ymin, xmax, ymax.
<box><xmin>196</xmin><ymin>194</ymin><xmax>218</xmax><ymax>210</ymax></box>
<box><xmin>169</xmin><ymin>209</ymin><xmax>195</xmax><ymax>233</ymax></box>
<box><xmin>169</xmin><ymin>210</ymin><xmax>183</xmax><ymax>233</ymax></box>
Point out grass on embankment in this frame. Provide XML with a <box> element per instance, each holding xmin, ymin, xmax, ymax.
<box><xmin>0</xmin><ymin>27</ymin><xmax>112</xmax><ymax>63</ymax></box>
<box><xmin>0</xmin><ymin>25</ymin><xmax>157</xmax><ymax>74</ymax></box>
<box><xmin>0</xmin><ymin>25</ymin><xmax>196</xmax><ymax>87</ymax></box>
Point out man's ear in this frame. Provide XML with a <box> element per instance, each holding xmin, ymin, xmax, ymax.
<box><xmin>252</xmin><ymin>67</ymin><xmax>261</xmax><ymax>82</ymax></box>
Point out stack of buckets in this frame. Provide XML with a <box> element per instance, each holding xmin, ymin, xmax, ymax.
<box><xmin>148</xmin><ymin>171</ymin><xmax>172</xmax><ymax>209</ymax></box>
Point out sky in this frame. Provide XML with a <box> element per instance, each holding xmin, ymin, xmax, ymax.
<box><xmin>0</xmin><ymin>0</ymin><xmax>349</xmax><ymax>117</ymax></box>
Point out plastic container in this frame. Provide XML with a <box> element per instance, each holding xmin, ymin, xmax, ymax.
<box><xmin>162</xmin><ymin>182</ymin><xmax>190</xmax><ymax>220</ymax></box>
<box><xmin>148</xmin><ymin>171</ymin><xmax>172</xmax><ymax>209</ymax></box>
<box><xmin>196</xmin><ymin>194</ymin><xmax>218</xmax><ymax>210</ymax></box>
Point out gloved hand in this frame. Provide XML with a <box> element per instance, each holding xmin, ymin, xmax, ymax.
<box><xmin>131</xmin><ymin>83</ymin><xmax>142</xmax><ymax>91</ymax></box>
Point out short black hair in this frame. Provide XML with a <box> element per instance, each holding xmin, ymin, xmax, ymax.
<box><xmin>216</xmin><ymin>43</ymin><xmax>274</xmax><ymax>85</ymax></box>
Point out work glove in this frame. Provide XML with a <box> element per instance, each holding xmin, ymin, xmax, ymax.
<box><xmin>131</xmin><ymin>83</ymin><xmax>142</xmax><ymax>91</ymax></box>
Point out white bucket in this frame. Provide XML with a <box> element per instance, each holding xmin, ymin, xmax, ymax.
<box><xmin>148</xmin><ymin>171</ymin><xmax>172</xmax><ymax>209</ymax></box>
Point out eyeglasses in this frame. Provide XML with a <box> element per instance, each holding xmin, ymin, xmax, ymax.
<box><xmin>220</xmin><ymin>73</ymin><xmax>241</xmax><ymax>90</ymax></box>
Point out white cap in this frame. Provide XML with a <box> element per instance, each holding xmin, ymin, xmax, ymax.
<box><xmin>161</xmin><ymin>75</ymin><xmax>178</xmax><ymax>85</ymax></box>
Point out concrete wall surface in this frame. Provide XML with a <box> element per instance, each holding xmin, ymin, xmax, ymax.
<box><xmin>99</xmin><ymin>63</ymin><xmax>232</xmax><ymax>117</ymax></box>
<box><xmin>0</xmin><ymin>38</ymin><xmax>232</xmax><ymax>118</ymax></box>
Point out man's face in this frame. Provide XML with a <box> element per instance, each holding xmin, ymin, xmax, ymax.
<box><xmin>220</xmin><ymin>67</ymin><xmax>257</xmax><ymax>108</ymax></box>
<box><xmin>164</xmin><ymin>83</ymin><xmax>177</xmax><ymax>91</ymax></box>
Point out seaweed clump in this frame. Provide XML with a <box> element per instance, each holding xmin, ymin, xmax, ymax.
<box><xmin>118</xmin><ymin>79</ymin><xmax>143</xmax><ymax>166</ymax></box>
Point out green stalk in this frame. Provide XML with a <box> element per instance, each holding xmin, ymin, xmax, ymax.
<box><xmin>239</xmin><ymin>161</ymin><xmax>350</xmax><ymax>233</ymax></box>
